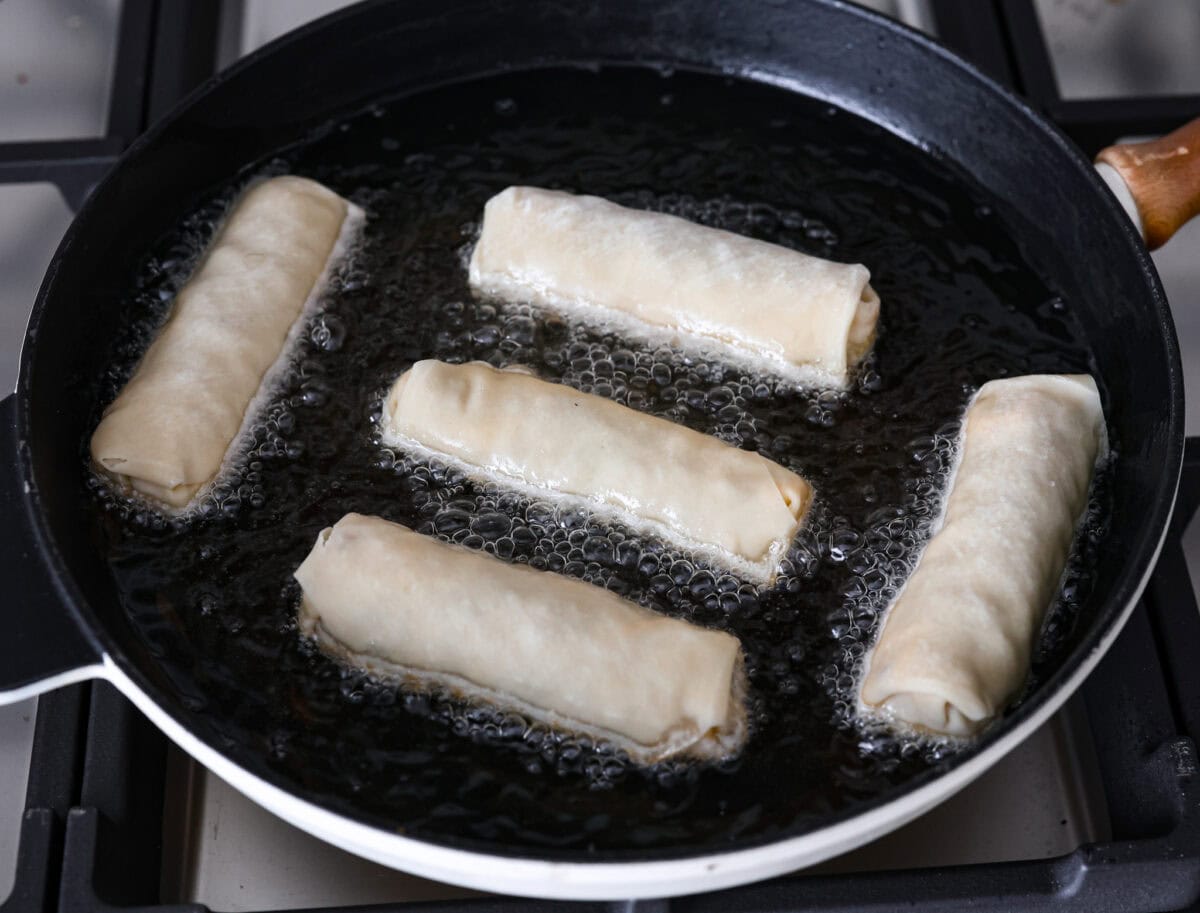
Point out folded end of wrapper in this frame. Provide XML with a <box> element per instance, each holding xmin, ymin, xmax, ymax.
<box><xmin>859</xmin><ymin>688</ymin><xmax>988</xmax><ymax>739</ymax></box>
<box><xmin>768</xmin><ymin>463</ymin><xmax>815</xmax><ymax>524</ymax></box>
<box><xmin>858</xmin><ymin>638</ymin><xmax>996</xmax><ymax>740</ymax></box>
<box><xmin>846</xmin><ymin>281</ymin><xmax>880</xmax><ymax>370</ymax></box>
<box><xmin>293</xmin><ymin>523</ymin><xmax>336</xmax><ymax>594</ymax></box>
<box><xmin>662</xmin><ymin>647</ymin><xmax>748</xmax><ymax>764</ymax></box>
<box><xmin>383</xmin><ymin>367</ymin><xmax>415</xmax><ymax>427</ymax></box>
<box><xmin>467</xmin><ymin>186</ymin><xmax>524</xmax><ymax>287</ymax></box>
<box><xmin>89</xmin><ymin>434</ymin><xmax>200</xmax><ymax>511</ymax></box>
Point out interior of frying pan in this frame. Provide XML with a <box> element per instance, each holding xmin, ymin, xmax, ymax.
<box><xmin>18</xmin><ymin>0</ymin><xmax>1181</xmax><ymax>864</ymax></box>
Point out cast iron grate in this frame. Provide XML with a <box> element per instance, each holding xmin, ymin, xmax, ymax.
<box><xmin>0</xmin><ymin>0</ymin><xmax>220</xmax><ymax>210</ymax></box>
<box><xmin>2</xmin><ymin>1</ymin><xmax>1199</xmax><ymax>911</ymax></box>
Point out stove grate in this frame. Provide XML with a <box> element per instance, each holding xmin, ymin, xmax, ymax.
<box><xmin>3</xmin><ymin>2</ymin><xmax>1199</xmax><ymax>911</ymax></box>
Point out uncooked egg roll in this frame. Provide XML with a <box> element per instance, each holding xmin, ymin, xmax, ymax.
<box><xmin>859</xmin><ymin>374</ymin><xmax>1106</xmax><ymax>738</ymax></box>
<box><xmin>295</xmin><ymin>513</ymin><xmax>746</xmax><ymax>762</ymax></box>
<box><xmin>91</xmin><ymin>176</ymin><xmax>363</xmax><ymax>510</ymax></box>
<box><xmin>381</xmin><ymin>359</ymin><xmax>812</xmax><ymax>582</ymax></box>
<box><xmin>468</xmin><ymin>186</ymin><xmax>880</xmax><ymax>387</ymax></box>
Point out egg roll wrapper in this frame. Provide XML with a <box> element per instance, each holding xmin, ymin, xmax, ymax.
<box><xmin>90</xmin><ymin>175</ymin><xmax>361</xmax><ymax>510</ymax></box>
<box><xmin>295</xmin><ymin>513</ymin><xmax>746</xmax><ymax>762</ymax></box>
<box><xmin>382</xmin><ymin>359</ymin><xmax>812</xmax><ymax>582</ymax></box>
<box><xmin>469</xmin><ymin>186</ymin><xmax>879</xmax><ymax>387</ymax></box>
<box><xmin>859</xmin><ymin>374</ymin><xmax>1105</xmax><ymax>737</ymax></box>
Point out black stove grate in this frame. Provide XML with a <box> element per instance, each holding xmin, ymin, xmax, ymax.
<box><xmin>0</xmin><ymin>0</ymin><xmax>220</xmax><ymax>211</ymax></box>
<box><xmin>3</xmin><ymin>1</ymin><xmax>1199</xmax><ymax>911</ymax></box>
<box><xmin>933</xmin><ymin>0</ymin><xmax>1200</xmax><ymax>155</ymax></box>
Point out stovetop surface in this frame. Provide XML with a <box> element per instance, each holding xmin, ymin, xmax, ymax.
<box><xmin>1</xmin><ymin>1</ymin><xmax>1199</xmax><ymax>911</ymax></box>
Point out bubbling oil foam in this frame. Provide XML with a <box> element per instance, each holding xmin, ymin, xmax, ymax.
<box><xmin>803</xmin><ymin>423</ymin><xmax>965</xmax><ymax>762</ymax></box>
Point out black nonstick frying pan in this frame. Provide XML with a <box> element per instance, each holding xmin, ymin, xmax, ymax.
<box><xmin>0</xmin><ymin>0</ymin><xmax>1187</xmax><ymax>899</ymax></box>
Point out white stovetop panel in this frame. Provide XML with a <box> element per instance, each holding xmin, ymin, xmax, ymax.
<box><xmin>163</xmin><ymin>699</ymin><xmax>1103</xmax><ymax>910</ymax></box>
<box><xmin>0</xmin><ymin>0</ymin><xmax>122</xmax><ymax>142</ymax></box>
<box><xmin>1035</xmin><ymin>0</ymin><xmax>1200</xmax><ymax>99</ymax></box>
<box><xmin>0</xmin><ymin>701</ymin><xmax>36</xmax><ymax>904</ymax></box>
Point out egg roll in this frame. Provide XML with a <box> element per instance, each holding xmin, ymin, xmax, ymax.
<box><xmin>468</xmin><ymin>186</ymin><xmax>880</xmax><ymax>387</ymax></box>
<box><xmin>382</xmin><ymin>359</ymin><xmax>812</xmax><ymax>582</ymax></box>
<box><xmin>859</xmin><ymin>374</ymin><xmax>1106</xmax><ymax>738</ymax></box>
<box><xmin>295</xmin><ymin>513</ymin><xmax>746</xmax><ymax>762</ymax></box>
<box><xmin>91</xmin><ymin>176</ymin><xmax>363</xmax><ymax>510</ymax></box>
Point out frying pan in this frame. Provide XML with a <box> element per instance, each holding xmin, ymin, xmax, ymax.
<box><xmin>0</xmin><ymin>0</ymin><xmax>1189</xmax><ymax>900</ymax></box>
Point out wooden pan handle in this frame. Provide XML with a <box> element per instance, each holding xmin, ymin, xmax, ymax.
<box><xmin>1096</xmin><ymin>117</ymin><xmax>1200</xmax><ymax>250</ymax></box>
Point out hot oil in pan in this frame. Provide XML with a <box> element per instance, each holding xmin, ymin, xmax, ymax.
<box><xmin>88</xmin><ymin>68</ymin><xmax>1109</xmax><ymax>857</ymax></box>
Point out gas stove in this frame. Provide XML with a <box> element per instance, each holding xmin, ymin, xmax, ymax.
<box><xmin>1</xmin><ymin>2</ymin><xmax>1199</xmax><ymax>910</ymax></box>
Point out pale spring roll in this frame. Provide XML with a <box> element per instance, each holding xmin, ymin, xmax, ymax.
<box><xmin>295</xmin><ymin>513</ymin><xmax>746</xmax><ymax>762</ymax></box>
<box><xmin>381</xmin><ymin>360</ymin><xmax>813</xmax><ymax>583</ymax></box>
<box><xmin>468</xmin><ymin>186</ymin><xmax>880</xmax><ymax>387</ymax></box>
<box><xmin>858</xmin><ymin>374</ymin><xmax>1106</xmax><ymax>738</ymax></box>
<box><xmin>91</xmin><ymin>176</ymin><xmax>363</xmax><ymax>511</ymax></box>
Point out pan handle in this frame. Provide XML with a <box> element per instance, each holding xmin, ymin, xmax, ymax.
<box><xmin>1096</xmin><ymin>117</ymin><xmax>1200</xmax><ymax>251</ymax></box>
<box><xmin>0</xmin><ymin>394</ymin><xmax>104</xmax><ymax>704</ymax></box>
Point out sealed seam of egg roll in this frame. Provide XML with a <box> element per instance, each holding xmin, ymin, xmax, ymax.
<box><xmin>858</xmin><ymin>374</ymin><xmax>1106</xmax><ymax>738</ymax></box>
<box><xmin>294</xmin><ymin>513</ymin><xmax>747</xmax><ymax>763</ymax></box>
<box><xmin>381</xmin><ymin>359</ymin><xmax>813</xmax><ymax>583</ymax></box>
<box><xmin>468</xmin><ymin>186</ymin><xmax>880</xmax><ymax>387</ymax></box>
<box><xmin>90</xmin><ymin>176</ymin><xmax>364</xmax><ymax>512</ymax></box>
